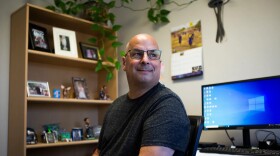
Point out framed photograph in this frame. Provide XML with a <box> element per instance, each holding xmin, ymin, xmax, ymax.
<box><xmin>53</xmin><ymin>27</ymin><xmax>78</xmax><ymax>58</ymax></box>
<box><xmin>29</xmin><ymin>23</ymin><xmax>51</xmax><ymax>52</ymax></box>
<box><xmin>72</xmin><ymin>77</ymin><xmax>89</xmax><ymax>99</ymax></box>
<box><xmin>79</xmin><ymin>42</ymin><xmax>100</xmax><ymax>60</ymax></box>
<box><xmin>27</xmin><ymin>81</ymin><xmax>51</xmax><ymax>97</ymax></box>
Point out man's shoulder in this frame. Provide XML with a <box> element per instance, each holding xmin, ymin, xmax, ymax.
<box><xmin>157</xmin><ymin>83</ymin><xmax>180</xmax><ymax>99</ymax></box>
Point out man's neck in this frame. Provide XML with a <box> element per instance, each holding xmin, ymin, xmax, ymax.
<box><xmin>128</xmin><ymin>83</ymin><xmax>158</xmax><ymax>99</ymax></box>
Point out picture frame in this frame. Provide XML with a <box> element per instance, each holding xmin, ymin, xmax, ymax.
<box><xmin>79</xmin><ymin>42</ymin><xmax>100</xmax><ymax>60</ymax></box>
<box><xmin>72</xmin><ymin>77</ymin><xmax>89</xmax><ymax>99</ymax></box>
<box><xmin>29</xmin><ymin>23</ymin><xmax>51</xmax><ymax>52</ymax></box>
<box><xmin>53</xmin><ymin>27</ymin><xmax>78</xmax><ymax>58</ymax></box>
<box><xmin>27</xmin><ymin>81</ymin><xmax>51</xmax><ymax>97</ymax></box>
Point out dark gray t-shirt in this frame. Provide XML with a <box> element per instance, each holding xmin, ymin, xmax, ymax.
<box><xmin>97</xmin><ymin>83</ymin><xmax>190</xmax><ymax>156</ymax></box>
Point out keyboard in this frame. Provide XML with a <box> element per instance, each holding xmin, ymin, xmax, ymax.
<box><xmin>199</xmin><ymin>147</ymin><xmax>280</xmax><ymax>155</ymax></box>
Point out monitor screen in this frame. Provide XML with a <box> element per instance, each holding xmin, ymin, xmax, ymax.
<box><xmin>202</xmin><ymin>75</ymin><xmax>280</xmax><ymax>130</ymax></box>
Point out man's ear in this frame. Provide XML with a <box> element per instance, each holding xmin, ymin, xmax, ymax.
<box><xmin>122</xmin><ymin>57</ymin><xmax>126</xmax><ymax>71</ymax></box>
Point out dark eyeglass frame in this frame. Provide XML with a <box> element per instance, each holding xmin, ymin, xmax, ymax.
<box><xmin>126</xmin><ymin>49</ymin><xmax>162</xmax><ymax>60</ymax></box>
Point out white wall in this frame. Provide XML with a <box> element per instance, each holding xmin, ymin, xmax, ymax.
<box><xmin>113</xmin><ymin>0</ymin><xmax>280</xmax><ymax>147</ymax></box>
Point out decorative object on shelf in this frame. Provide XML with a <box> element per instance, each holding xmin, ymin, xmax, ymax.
<box><xmin>29</xmin><ymin>23</ymin><xmax>51</xmax><ymax>52</ymax></box>
<box><xmin>61</xmin><ymin>85</ymin><xmax>71</xmax><ymax>98</ymax></box>
<box><xmin>72</xmin><ymin>77</ymin><xmax>89</xmax><ymax>99</ymax></box>
<box><xmin>60</xmin><ymin>131</ymin><xmax>72</xmax><ymax>142</ymax></box>
<box><xmin>71</xmin><ymin>127</ymin><xmax>83</xmax><ymax>141</ymax></box>
<box><xmin>53</xmin><ymin>89</ymin><xmax>61</xmax><ymax>98</ymax></box>
<box><xmin>42</xmin><ymin>130</ymin><xmax>58</xmax><ymax>143</ymax></box>
<box><xmin>27</xmin><ymin>81</ymin><xmax>51</xmax><ymax>97</ymax></box>
<box><xmin>79</xmin><ymin>42</ymin><xmax>100</xmax><ymax>61</ymax></box>
<box><xmin>26</xmin><ymin>127</ymin><xmax>38</xmax><ymax>144</ymax></box>
<box><xmin>53</xmin><ymin>27</ymin><xmax>78</xmax><ymax>58</ymax></box>
<box><xmin>84</xmin><ymin>117</ymin><xmax>94</xmax><ymax>139</ymax></box>
<box><xmin>99</xmin><ymin>85</ymin><xmax>110</xmax><ymax>100</ymax></box>
<box><xmin>93</xmin><ymin>125</ymin><xmax>102</xmax><ymax>138</ymax></box>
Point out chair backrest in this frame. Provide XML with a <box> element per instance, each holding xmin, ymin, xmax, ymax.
<box><xmin>185</xmin><ymin>115</ymin><xmax>204</xmax><ymax>156</ymax></box>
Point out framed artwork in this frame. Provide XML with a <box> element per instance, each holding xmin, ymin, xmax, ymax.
<box><xmin>27</xmin><ymin>81</ymin><xmax>51</xmax><ymax>97</ymax></box>
<box><xmin>79</xmin><ymin>42</ymin><xmax>100</xmax><ymax>60</ymax></box>
<box><xmin>53</xmin><ymin>27</ymin><xmax>78</xmax><ymax>58</ymax></box>
<box><xmin>72</xmin><ymin>77</ymin><xmax>89</xmax><ymax>99</ymax></box>
<box><xmin>29</xmin><ymin>23</ymin><xmax>51</xmax><ymax>52</ymax></box>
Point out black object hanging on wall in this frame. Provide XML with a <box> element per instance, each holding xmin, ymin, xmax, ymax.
<box><xmin>208</xmin><ymin>0</ymin><xmax>230</xmax><ymax>43</ymax></box>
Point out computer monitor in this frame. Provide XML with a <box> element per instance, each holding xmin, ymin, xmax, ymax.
<box><xmin>202</xmin><ymin>75</ymin><xmax>280</xmax><ymax>147</ymax></box>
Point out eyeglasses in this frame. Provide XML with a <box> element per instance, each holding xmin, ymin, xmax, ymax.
<box><xmin>127</xmin><ymin>49</ymin><xmax>162</xmax><ymax>60</ymax></box>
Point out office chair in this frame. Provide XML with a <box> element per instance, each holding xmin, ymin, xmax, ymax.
<box><xmin>185</xmin><ymin>115</ymin><xmax>204</xmax><ymax>156</ymax></box>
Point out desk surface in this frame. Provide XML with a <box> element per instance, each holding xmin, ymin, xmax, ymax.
<box><xmin>196</xmin><ymin>150</ymin><xmax>245</xmax><ymax>156</ymax></box>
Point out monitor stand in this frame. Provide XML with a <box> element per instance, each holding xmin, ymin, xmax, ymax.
<box><xmin>243</xmin><ymin>129</ymin><xmax>251</xmax><ymax>148</ymax></box>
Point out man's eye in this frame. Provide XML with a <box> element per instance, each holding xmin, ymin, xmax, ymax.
<box><xmin>135</xmin><ymin>52</ymin><xmax>142</xmax><ymax>56</ymax></box>
<box><xmin>132</xmin><ymin>52</ymin><xmax>142</xmax><ymax>57</ymax></box>
<box><xmin>149</xmin><ymin>53</ymin><xmax>157</xmax><ymax>57</ymax></box>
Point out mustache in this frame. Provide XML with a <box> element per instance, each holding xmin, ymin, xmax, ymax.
<box><xmin>137</xmin><ymin>65</ymin><xmax>154</xmax><ymax>71</ymax></box>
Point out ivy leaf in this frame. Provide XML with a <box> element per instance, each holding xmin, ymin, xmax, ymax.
<box><xmin>112</xmin><ymin>25</ymin><xmax>122</xmax><ymax>32</ymax></box>
<box><xmin>120</xmin><ymin>50</ymin><xmax>126</xmax><ymax>57</ymax></box>
<box><xmin>112</xmin><ymin>41</ymin><xmax>123</xmax><ymax>48</ymax></box>
<box><xmin>160</xmin><ymin>9</ymin><xmax>170</xmax><ymax>16</ymax></box>
<box><xmin>107</xmin><ymin>56</ymin><xmax>114</xmax><ymax>63</ymax></box>
<box><xmin>91</xmin><ymin>24</ymin><xmax>101</xmax><ymax>31</ymax></box>
<box><xmin>95</xmin><ymin>60</ymin><xmax>103</xmax><ymax>72</ymax></box>
<box><xmin>156</xmin><ymin>0</ymin><xmax>164</xmax><ymax>6</ymax></box>
<box><xmin>99</xmin><ymin>48</ymin><xmax>105</xmax><ymax>56</ymax></box>
<box><xmin>46</xmin><ymin>6</ymin><xmax>56</xmax><ymax>11</ymax></box>
<box><xmin>107</xmin><ymin>13</ymin><xmax>116</xmax><ymax>24</ymax></box>
<box><xmin>160</xmin><ymin>16</ymin><xmax>170</xmax><ymax>23</ymax></box>
<box><xmin>54</xmin><ymin>0</ymin><xmax>64</xmax><ymax>8</ymax></box>
<box><xmin>88</xmin><ymin>37</ymin><xmax>97</xmax><ymax>43</ymax></box>
<box><xmin>106</xmin><ymin>72</ymin><xmax>113</xmax><ymax>82</ymax></box>
<box><xmin>148</xmin><ymin>8</ymin><xmax>158</xmax><ymax>23</ymax></box>
<box><xmin>107</xmin><ymin>34</ymin><xmax>117</xmax><ymax>41</ymax></box>
<box><xmin>108</xmin><ymin>1</ymin><xmax>116</xmax><ymax>8</ymax></box>
<box><xmin>115</xmin><ymin>61</ymin><xmax>121</xmax><ymax>70</ymax></box>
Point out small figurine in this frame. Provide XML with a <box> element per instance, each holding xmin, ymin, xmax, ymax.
<box><xmin>84</xmin><ymin>117</ymin><xmax>94</xmax><ymax>139</ymax></box>
<box><xmin>99</xmin><ymin>85</ymin><xmax>110</xmax><ymax>100</ymax></box>
<box><xmin>61</xmin><ymin>85</ymin><xmax>71</xmax><ymax>98</ymax></box>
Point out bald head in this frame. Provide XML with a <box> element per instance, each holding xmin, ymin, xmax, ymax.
<box><xmin>126</xmin><ymin>34</ymin><xmax>159</xmax><ymax>52</ymax></box>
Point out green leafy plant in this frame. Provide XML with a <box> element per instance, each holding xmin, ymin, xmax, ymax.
<box><xmin>46</xmin><ymin>0</ymin><xmax>125</xmax><ymax>82</ymax></box>
<box><xmin>118</xmin><ymin>0</ymin><xmax>197</xmax><ymax>24</ymax></box>
<box><xmin>46</xmin><ymin>0</ymin><xmax>197</xmax><ymax>81</ymax></box>
<box><xmin>46</xmin><ymin>0</ymin><xmax>84</xmax><ymax>15</ymax></box>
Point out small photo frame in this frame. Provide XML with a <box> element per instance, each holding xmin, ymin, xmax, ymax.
<box><xmin>79</xmin><ymin>42</ymin><xmax>100</xmax><ymax>60</ymax></box>
<box><xmin>29</xmin><ymin>23</ymin><xmax>51</xmax><ymax>52</ymax></box>
<box><xmin>27</xmin><ymin>81</ymin><xmax>51</xmax><ymax>97</ymax></box>
<box><xmin>72</xmin><ymin>77</ymin><xmax>89</xmax><ymax>99</ymax></box>
<box><xmin>53</xmin><ymin>27</ymin><xmax>78</xmax><ymax>58</ymax></box>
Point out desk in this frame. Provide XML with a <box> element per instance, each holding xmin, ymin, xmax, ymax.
<box><xmin>196</xmin><ymin>150</ymin><xmax>245</xmax><ymax>156</ymax></box>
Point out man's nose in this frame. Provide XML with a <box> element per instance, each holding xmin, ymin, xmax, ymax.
<box><xmin>140</xmin><ymin>52</ymin><xmax>150</xmax><ymax>63</ymax></box>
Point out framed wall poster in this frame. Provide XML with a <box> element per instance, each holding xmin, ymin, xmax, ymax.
<box><xmin>72</xmin><ymin>77</ymin><xmax>89</xmax><ymax>99</ymax></box>
<box><xmin>29</xmin><ymin>23</ymin><xmax>51</xmax><ymax>52</ymax></box>
<box><xmin>53</xmin><ymin>27</ymin><xmax>78</xmax><ymax>58</ymax></box>
<box><xmin>79</xmin><ymin>42</ymin><xmax>100</xmax><ymax>60</ymax></box>
<box><xmin>27</xmin><ymin>81</ymin><xmax>51</xmax><ymax>97</ymax></box>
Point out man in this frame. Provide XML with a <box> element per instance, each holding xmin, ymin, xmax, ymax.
<box><xmin>93</xmin><ymin>34</ymin><xmax>190</xmax><ymax>156</ymax></box>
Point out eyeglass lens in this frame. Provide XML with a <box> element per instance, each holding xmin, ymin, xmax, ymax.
<box><xmin>129</xmin><ymin>49</ymin><xmax>161</xmax><ymax>60</ymax></box>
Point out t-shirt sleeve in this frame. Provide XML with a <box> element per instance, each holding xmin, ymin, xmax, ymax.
<box><xmin>141</xmin><ymin>96</ymin><xmax>190</xmax><ymax>152</ymax></box>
